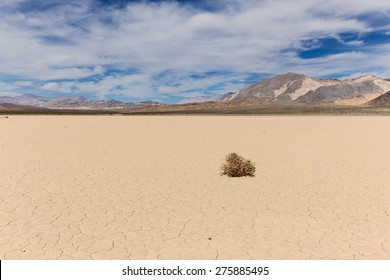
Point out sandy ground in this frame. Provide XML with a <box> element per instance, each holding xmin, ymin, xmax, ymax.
<box><xmin>0</xmin><ymin>115</ymin><xmax>390</xmax><ymax>260</ymax></box>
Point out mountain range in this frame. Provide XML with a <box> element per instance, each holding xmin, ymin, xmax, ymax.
<box><xmin>2</xmin><ymin>73</ymin><xmax>390</xmax><ymax>111</ymax></box>
<box><xmin>175</xmin><ymin>72</ymin><xmax>390</xmax><ymax>106</ymax></box>
<box><xmin>0</xmin><ymin>94</ymin><xmax>160</xmax><ymax>109</ymax></box>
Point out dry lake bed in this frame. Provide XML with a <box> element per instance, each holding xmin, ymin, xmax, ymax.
<box><xmin>1</xmin><ymin>115</ymin><xmax>390</xmax><ymax>259</ymax></box>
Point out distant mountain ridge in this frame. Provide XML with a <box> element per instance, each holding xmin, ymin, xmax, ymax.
<box><xmin>0</xmin><ymin>94</ymin><xmax>161</xmax><ymax>109</ymax></box>
<box><xmin>2</xmin><ymin>73</ymin><xmax>390</xmax><ymax>111</ymax></box>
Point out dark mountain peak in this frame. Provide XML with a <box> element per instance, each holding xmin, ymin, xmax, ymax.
<box><xmin>138</xmin><ymin>100</ymin><xmax>161</xmax><ymax>105</ymax></box>
<box><xmin>366</xmin><ymin>91</ymin><xmax>390</xmax><ymax>106</ymax></box>
<box><xmin>55</xmin><ymin>95</ymin><xmax>86</xmax><ymax>100</ymax></box>
<box><xmin>278</xmin><ymin>72</ymin><xmax>307</xmax><ymax>79</ymax></box>
<box><xmin>221</xmin><ymin>92</ymin><xmax>234</xmax><ymax>99</ymax></box>
<box><xmin>21</xmin><ymin>94</ymin><xmax>39</xmax><ymax>97</ymax></box>
<box><xmin>351</xmin><ymin>74</ymin><xmax>379</xmax><ymax>80</ymax></box>
<box><xmin>19</xmin><ymin>94</ymin><xmax>42</xmax><ymax>99</ymax></box>
<box><xmin>254</xmin><ymin>73</ymin><xmax>307</xmax><ymax>87</ymax></box>
<box><xmin>259</xmin><ymin>72</ymin><xmax>308</xmax><ymax>86</ymax></box>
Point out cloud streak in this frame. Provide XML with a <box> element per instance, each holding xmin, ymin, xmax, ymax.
<box><xmin>0</xmin><ymin>0</ymin><xmax>389</xmax><ymax>102</ymax></box>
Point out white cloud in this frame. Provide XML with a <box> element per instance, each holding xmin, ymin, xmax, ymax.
<box><xmin>41</xmin><ymin>74</ymin><xmax>155</xmax><ymax>99</ymax></box>
<box><xmin>39</xmin><ymin>70</ymin><xmax>251</xmax><ymax>101</ymax></box>
<box><xmin>41</xmin><ymin>82</ymin><xmax>60</xmax><ymax>90</ymax></box>
<box><xmin>0</xmin><ymin>0</ymin><xmax>389</xmax><ymax>101</ymax></box>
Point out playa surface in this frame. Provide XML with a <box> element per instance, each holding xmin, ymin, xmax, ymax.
<box><xmin>1</xmin><ymin>115</ymin><xmax>390</xmax><ymax>260</ymax></box>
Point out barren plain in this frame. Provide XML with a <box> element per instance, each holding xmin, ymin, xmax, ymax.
<box><xmin>0</xmin><ymin>115</ymin><xmax>390</xmax><ymax>259</ymax></box>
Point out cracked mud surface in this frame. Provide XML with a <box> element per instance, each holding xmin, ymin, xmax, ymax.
<box><xmin>1</xmin><ymin>116</ymin><xmax>390</xmax><ymax>259</ymax></box>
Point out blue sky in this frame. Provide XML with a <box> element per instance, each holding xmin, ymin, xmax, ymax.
<box><xmin>0</xmin><ymin>0</ymin><xmax>390</xmax><ymax>103</ymax></box>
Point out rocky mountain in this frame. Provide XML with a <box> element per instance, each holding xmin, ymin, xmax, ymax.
<box><xmin>223</xmin><ymin>73</ymin><xmax>339</xmax><ymax>103</ymax></box>
<box><xmin>223</xmin><ymin>73</ymin><xmax>390</xmax><ymax>105</ymax></box>
<box><xmin>177</xmin><ymin>92</ymin><xmax>234</xmax><ymax>104</ymax></box>
<box><xmin>297</xmin><ymin>75</ymin><xmax>390</xmax><ymax>104</ymax></box>
<box><xmin>0</xmin><ymin>94</ymin><xmax>161</xmax><ymax>109</ymax></box>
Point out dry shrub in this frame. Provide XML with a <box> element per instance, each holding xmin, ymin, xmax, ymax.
<box><xmin>221</xmin><ymin>153</ymin><xmax>256</xmax><ymax>177</ymax></box>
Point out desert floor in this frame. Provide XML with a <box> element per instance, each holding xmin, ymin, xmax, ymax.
<box><xmin>0</xmin><ymin>115</ymin><xmax>390</xmax><ymax>259</ymax></box>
